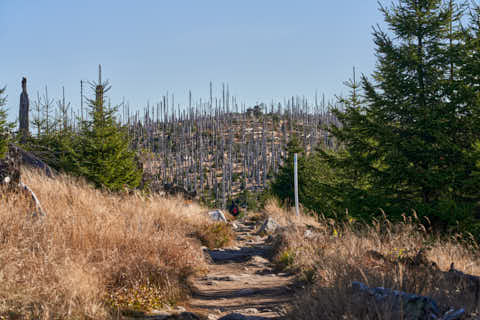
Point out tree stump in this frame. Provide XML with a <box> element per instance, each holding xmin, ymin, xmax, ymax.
<box><xmin>0</xmin><ymin>147</ymin><xmax>45</xmax><ymax>216</ymax></box>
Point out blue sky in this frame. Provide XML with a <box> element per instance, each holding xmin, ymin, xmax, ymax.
<box><xmin>1</xmin><ymin>1</ymin><xmax>385</xmax><ymax>121</ymax></box>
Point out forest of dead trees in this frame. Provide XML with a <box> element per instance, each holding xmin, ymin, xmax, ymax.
<box><xmin>27</xmin><ymin>75</ymin><xmax>339</xmax><ymax>208</ymax></box>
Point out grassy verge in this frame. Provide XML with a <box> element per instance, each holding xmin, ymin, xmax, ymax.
<box><xmin>262</xmin><ymin>200</ymin><xmax>480</xmax><ymax>319</ymax></box>
<box><xmin>0</xmin><ymin>169</ymin><xmax>220</xmax><ymax>319</ymax></box>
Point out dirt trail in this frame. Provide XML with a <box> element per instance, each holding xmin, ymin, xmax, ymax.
<box><xmin>187</xmin><ymin>219</ymin><xmax>296</xmax><ymax>320</ymax></box>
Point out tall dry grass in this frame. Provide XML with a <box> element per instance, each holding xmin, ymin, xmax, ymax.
<box><xmin>0</xmin><ymin>169</ymin><xmax>212</xmax><ymax>319</ymax></box>
<box><xmin>263</xmin><ymin>200</ymin><xmax>480</xmax><ymax>319</ymax></box>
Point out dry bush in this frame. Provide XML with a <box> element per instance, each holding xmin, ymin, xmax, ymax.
<box><xmin>196</xmin><ymin>222</ymin><xmax>235</xmax><ymax>249</ymax></box>
<box><xmin>0</xmin><ymin>169</ymin><xmax>213</xmax><ymax>319</ymax></box>
<box><xmin>264</xmin><ymin>202</ymin><xmax>480</xmax><ymax>319</ymax></box>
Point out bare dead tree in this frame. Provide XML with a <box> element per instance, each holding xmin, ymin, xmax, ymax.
<box><xmin>19</xmin><ymin>77</ymin><xmax>30</xmax><ymax>141</ymax></box>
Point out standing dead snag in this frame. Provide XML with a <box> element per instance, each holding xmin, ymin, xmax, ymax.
<box><xmin>95</xmin><ymin>65</ymin><xmax>104</xmax><ymax>114</ymax></box>
<box><xmin>19</xmin><ymin>77</ymin><xmax>30</xmax><ymax>142</ymax></box>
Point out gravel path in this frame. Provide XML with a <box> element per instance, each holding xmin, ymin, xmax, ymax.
<box><xmin>187</xmin><ymin>220</ymin><xmax>295</xmax><ymax>320</ymax></box>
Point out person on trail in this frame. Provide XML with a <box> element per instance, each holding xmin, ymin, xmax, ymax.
<box><xmin>229</xmin><ymin>200</ymin><xmax>240</xmax><ymax>216</ymax></box>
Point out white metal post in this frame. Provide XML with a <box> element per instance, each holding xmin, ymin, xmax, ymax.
<box><xmin>294</xmin><ymin>153</ymin><xmax>299</xmax><ymax>216</ymax></box>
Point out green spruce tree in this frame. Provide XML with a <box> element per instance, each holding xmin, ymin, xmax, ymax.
<box><xmin>318</xmin><ymin>0</ymin><xmax>480</xmax><ymax>225</ymax></box>
<box><xmin>0</xmin><ymin>86</ymin><xmax>12</xmax><ymax>159</ymax></box>
<box><xmin>68</xmin><ymin>69</ymin><xmax>142</xmax><ymax>192</ymax></box>
<box><xmin>461</xmin><ymin>3</ymin><xmax>480</xmax><ymax>202</ymax></box>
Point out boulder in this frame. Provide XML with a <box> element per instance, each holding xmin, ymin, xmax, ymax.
<box><xmin>351</xmin><ymin>281</ymin><xmax>465</xmax><ymax>320</ymax></box>
<box><xmin>257</xmin><ymin>217</ymin><xmax>278</xmax><ymax>234</ymax></box>
<box><xmin>208</xmin><ymin>210</ymin><xmax>227</xmax><ymax>222</ymax></box>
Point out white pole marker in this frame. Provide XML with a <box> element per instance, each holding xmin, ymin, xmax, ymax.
<box><xmin>294</xmin><ymin>153</ymin><xmax>299</xmax><ymax>216</ymax></box>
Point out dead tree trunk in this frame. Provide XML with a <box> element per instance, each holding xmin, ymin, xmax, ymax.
<box><xmin>19</xmin><ymin>77</ymin><xmax>30</xmax><ymax>142</ymax></box>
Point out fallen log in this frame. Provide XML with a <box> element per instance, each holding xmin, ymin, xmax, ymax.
<box><xmin>9</xmin><ymin>143</ymin><xmax>55</xmax><ymax>178</ymax></box>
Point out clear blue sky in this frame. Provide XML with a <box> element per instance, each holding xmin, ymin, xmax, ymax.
<box><xmin>1</xmin><ymin>1</ymin><xmax>385</xmax><ymax>122</ymax></box>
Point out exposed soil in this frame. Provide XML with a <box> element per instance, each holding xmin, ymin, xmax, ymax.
<box><xmin>186</xmin><ymin>219</ymin><xmax>296</xmax><ymax>319</ymax></box>
<box><xmin>127</xmin><ymin>218</ymin><xmax>295</xmax><ymax>320</ymax></box>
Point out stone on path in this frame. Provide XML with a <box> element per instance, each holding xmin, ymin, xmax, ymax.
<box><xmin>218</xmin><ymin>313</ymin><xmax>271</xmax><ymax>320</ymax></box>
<box><xmin>249</xmin><ymin>256</ymin><xmax>270</xmax><ymax>265</ymax></box>
<box><xmin>243</xmin><ymin>308</ymin><xmax>259</xmax><ymax>314</ymax></box>
<box><xmin>208</xmin><ymin>210</ymin><xmax>227</xmax><ymax>222</ymax></box>
<box><xmin>257</xmin><ymin>217</ymin><xmax>278</xmax><ymax>234</ymax></box>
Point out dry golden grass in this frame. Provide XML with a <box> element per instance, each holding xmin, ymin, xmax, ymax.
<box><xmin>263</xmin><ymin>198</ymin><xmax>321</xmax><ymax>228</ymax></box>
<box><xmin>263</xmin><ymin>200</ymin><xmax>480</xmax><ymax>319</ymax></box>
<box><xmin>0</xmin><ymin>169</ymin><xmax>216</xmax><ymax>319</ymax></box>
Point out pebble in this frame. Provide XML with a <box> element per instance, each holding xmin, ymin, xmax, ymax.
<box><xmin>250</xmin><ymin>256</ymin><xmax>269</xmax><ymax>264</ymax></box>
<box><xmin>243</xmin><ymin>308</ymin><xmax>259</xmax><ymax>314</ymax></box>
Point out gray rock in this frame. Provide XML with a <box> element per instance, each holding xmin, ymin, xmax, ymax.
<box><xmin>257</xmin><ymin>217</ymin><xmax>278</xmax><ymax>234</ymax></box>
<box><xmin>249</xmin><ymin>255</ymin><xmax>270</xmax><ymax>265</ymax></box>
<box><xmin>218</xmin><ymin>313</ymin><xmax>270</xmax><ymax>320</ymax></box>
<box><xmin>243</xmin><ymin>308</ymin><xmax>259</xmax><ymax>314</ymax></box>
<box><xmin>304</xmin><ymin>229</ymin><xmax>319</xmax><ymax>239</ymax></box>
<box><xmin>441</xmin><ymin>308</ymin><xmax>465</xmax><ymax>320</ymax></box>
<box><xmin>238</xmin><ymin>288</ymin><xmax>255</xmax><ymax>295</ymax></box>
<box><xmin>351</xmin><ymin>281</ymin><xmax>465</xmax><ymax>320</ymax></box>
<box><xmin>208</xmin><ymin>210</ymin><xmax>227</xmax><ymax>222</ymax></box>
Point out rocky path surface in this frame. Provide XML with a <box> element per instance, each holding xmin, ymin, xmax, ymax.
<box><xmin>186</xmin><ymin>219</ymin><xmax>295</xmax><ymax>320</ymax></box>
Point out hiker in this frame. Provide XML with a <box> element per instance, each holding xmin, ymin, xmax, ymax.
<box><xmin>229</xmin><ymin>200</ymin><xmax>240</xmax><ymax>216</ymax></box>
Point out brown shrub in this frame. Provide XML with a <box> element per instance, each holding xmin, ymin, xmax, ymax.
<box><xmin>196</xmin><ymin>222</ymin><xmax>235</xmax><ymax>249</ymax></box>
